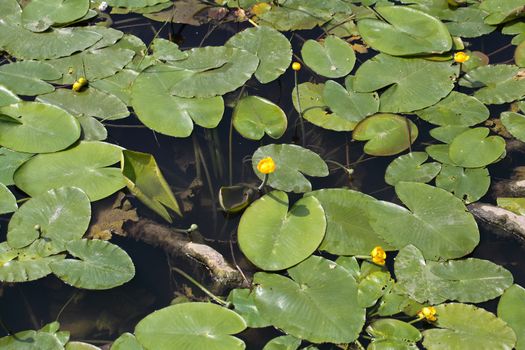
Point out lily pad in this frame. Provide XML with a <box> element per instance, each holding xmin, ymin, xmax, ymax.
<box><xmin>479</xmin><ymin>0</ymin><xmax>525</xmax><ymax>25</ymax></box>
<box><xmin>501</xmin><ymin>111</ymin><xmax>525</xmax><ymax>142</ymax></box>
<box><xmin>233</xmin><ymin>96</ymin><xmax>287</xmax><ymax>140</ymax></box>
<box><xmin>251</xmin><ymin>144</ymin><xmax>329</xmax><ymax>193</ymax></box>
<box><xmin>0</xmin><ymin>85</ymin><xmax>19</xmax><ymax>106</ymax></box>
<box><xmin>352</xmin><ymin>114</ymin><xmax>418</xmax><ymax>156</ymax></box>
<box><xmin>110</xmin><ymin>333</ymin><xmax>144</xmax><ymax>350</ymax></box>
<box><xmin>14</xmin><ymin>141</ymin><xmax>125</xmax><ymax>201</ymax></box>
<box><xmin>0</xmin><ymin>60</ymin><xmax>61</xmax><ymax>96</ymax></box>
<box><xmin>134</xmin><ymin>302</ymin><xmax>247</xmax><ymax>350</ymax></box>
<box><xmin>22</xmin><ymin>0</ymin><xmax>90</xmax><ymax>32</ymax></box>
<box><xmin>77</xmin><ymin>116</ymin><xmax>107</xmax><ymax>141</ymax></box>
<box><xmin>254</xmin><ymin>256</ymin><xmax>365</xmax><ymax>343</ymax></box>
<box><xmin>358</xmin><ymin>6</ymin><xmax>452</xmax><ymax>56</ymax></box>
<box><xmin>50</xmin><ymin>239</ymin><xmax>135</xmax><ymax>289</ymax></box>
<box><xmin>262</xmin><ymin>335</ymin><xmax>301</xmax><ymax>350</ymax></box>
<box><xmin>0</xmin><ymin>243</ymin><xmax>65</xmax><ymax>282</ymax></box>
<box><xmin>415</xmin><ymin>92</ymin><xmax>489</xmax><ymax>126</ymax></box>
<box><xmin>238</xmin><ymin>191</ymin><xmax>326</xmax><ymax>271</ymax></box>
<box><xmin>323</xmin><ymin>79</ymin><xmax>379</xmax><ymax>123</ymax></box>
<box><xmin>90</xmin><ymin>69</ymin><xmax>138</xmax><ymax>106</ymax></box>
<box><xmin>66</xmin><ymin>342</ymin><xmax>102</xmax><ymax>350</ymax></box>
<box><xmin>497</xmin><ymin>197</ymin><xmax>525</xmax><ymax>215</ymax></box>
<box><xmin>0</xmin><ymin>183</ymin><xmax>16</xmax><ymax>214</ymax></box>
<box><xmin>441</xmin><ymin>6</ymin><xmax>495</xmax><ymax>38</ymax></box>
<box><xmin>368</xmin><ymin>182</ymin><xmax>479</xmax><ymax>261</ymax></box>
<box><xmin>0</xmin><ymin>148</ymin><xmax>33</xmax><ymax>186</ymax></box>
<box><xmin>151</xmin><ymin>38</ymin><xmax>188</xmax><ymax>62</ymax></box>
<box><xmin>354</xmin><ymin>54</ymin><xmax>458</xmax><ymax>113</ymax></box>
<box><xmin>422</xmin><ymin>303</ymin><xmax>517</xmax><ymax>350</ymax></box>
<box><xmin>449</xmin><ymin>128</ymin><xmax>506</xmax><ymax>168</ymax></box>
<box><xmin>0</xmin><ymin>329</ymin><xmax>64</xmax><ymax>350</ymax></box>
<box><xmin>366</xmin><ymin>319</ymin><xmax>421</xmax><ymax>350</ymax></box>
<box><xmin>301</xmin><ymin>36</ymin><xmax>355</xmax><ymax>78</ymax></box>
<box><xmin>385</xmin><ymin>152</ymin><xmax>441</xmax><ymax>186</ymax></box>
<box><xmin>429</xmin><ymin>125</ymin><xmax>470</xmax><ymax>144</ymax></box>
<box><xmin>436</xmin><ymin>165</ymin><xmax>490</xmax><ymax>203</ymax></box>
<box><xmin>0</xmin><ymin>101</ymin><xmax>80</xmax><ymax>153</ymax></box>
<box><xmin>227</xmin><ymin>288</ymin><xmax>270</xmax><ymax>328</ymax></box>
<box><xmin>498</xmin><ymin>284</ymin><xmax>525</xmax><ymax>350</ymax></box>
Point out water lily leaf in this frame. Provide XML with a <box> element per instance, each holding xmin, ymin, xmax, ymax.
<box><xmin>166</xmin><ymin>46</ymin><xmax>259</xmax><ymax>98</ymax></box>
<box><xmin>134</xmin><ymin>302</ymin><xmax>247</xmax><ymax>350</ymax></box>
<box><xmin>516</xmin><ymin>40</ymin><xmax>525</xmax><ymax>67</ymax></box>
<box><xmin>0</xmin><ymin>183</ymin><xmax>16</xmax><ymax>214</ymax></box>
<box><xmin>354</xmin><ymin>54</ymin><xmax>458</xmax><ymax>113</ymax></box>
<box><xmin>131</xmin><ymin>64</ymin><xmax>224</xmax><ymax>137</ymax></box>
<box><xmin>323</xmin><ymin>79</ymin><xmax>379</xmax><ymax>123</ymax></box>
<box><xmin>459</xmin><ymin>65</ymin><xmax>525</xmax><ymax>104</ymax></box>
<box><xmin>233</xmin><ymin>96</ymin><xmax>287</xmax><ymax>140</ymax></box>
<box><xmin>251</xmin><ymin>144</ymin><xmax>329</xmax><ymax>193</ymax></box>
<box><xmin>90</xmin><ymin>69</ymin><xmax>138</xmax><ymax>106</ymax></box>
<box><xmin>358</xmin><ymin>6</ymin><xmax>451</xmax><ymax>56</ymax></box>
<box><xmin>436</xmin><ymin>164</ymin><xmax>490</xmax><ymax>204</ymax></box>
<box><xmin>366</xmin><ymin>319</ymin><xmax>421</xmax><ymax>350</ymax></box>
<box><xmin>254</xmin><ymin>255</ymin><xmax>365</xmax><ymax>343</ymax></box>
<box><xmin>498</xmin><ymin>284</ymin><xmax>525</xmax><ymax>350</ymax></box>
<box><xmin>301</xmin><ymin>36</ymin><xmax>355</xmax><ymax>78</ymax></box>
<box><xmin>38</xmin><ymin>88</ymin><xmax>129</xmax><ymax>121</ymax></box>
<box><xmin>77</xmin><ymin>116</ymin><xmax>107</xmax><ymax>141</ymax></box>
<box><xmin>121</xmin><ymin>150</ymin><xmax>181</xmax><ymax>223</ymax></box>
<box><xmin>110</xmin><ymin>333</ymin><xmax>143</xmax><ymax>350</ymax></box>
<box><xmin>0</xmin><ymin>148</ymin><xmax>32</xmax><ymax>186</ymax></box>
<box><xmin>238</xmin><ymin>190</ymin><xmax>325</xmax><ymax>270</ymax></box>
<box><xmin>0</xmin><ymin>329</ymin><xmax>64</xmax><ymax>350</ymax></box>
<box><xmin>358</xmin><ymin>271</ymin><xmax>393</xmax><ymax>308</ymax></box>
<box><xmin>151</xmin><ymin>38</ymin><xmax>187</xmax><ymax>62</ymax></box>
<box><xmin>425</xmin><ymin>144</ymin><xmax>455</xmax><ymax>164</ymax></box>
<box><xmin>14</xmin><ymin>141</ymin><xmax>125</xmax><ymax>201</ymax></box>
<box><xmin>0</xmin><ymin>61</ymin><xmax>61</xmax><ymax>96</ymax></box>
<box><xmin>262</xmin><ymin>335</ymin><xmax>301</xmax><ymax>350</ymax></box>
<box><xmin>479</xmin><ymin>0</ymin><xmax>525</xmax><ymax>25</ymax></box>
<box><xmin>0</xmin><ymin>85</ymin><xmax>19</xmax><ymax>106</ymax></box>
<box><xmin>422</xmin><ymin>303</ymin><xmax>517</xmax><ymax>350</ymax></box>
<box><xmin>66</xmin><ymin>342</ymin><xmax>101</xmax><ymax>350</ymax></box>
<box><xmin>368</xmin><ymin>182</ymin><xmax>479</xmax><ymax>260</ymax></box>
<box><xmin>22</xmin><ymin>0</ymin><xmax>89</xmax><ymax>32</ymax></box>
<box><xmin>395</xmin><ymin>245</ymin><xmax>513</xmax><ymax>304</ymax></box>
<box><xmin>0</xmin><ymin>101</ymin><xmax>80</xmax><ymax>153</ymax></box>
<box><xmin>501</xmin><ymin>111</ymin><xmax>525</xmax><ymax>142</ymax></box>
<box><xmin>385</xmin><ymin>152</ymin><xmax>441</xmax><ymax>186</ymax></box>
<box><xmin>307</xmin><ymin>188</ymin><xmax>393</xmax><ymax>256</ymax></box>
<box><xmin>227</xmin><ymin>288</ymin><xmax>270</xmax><ymax>328</ymax></box>
<box><xmin>377</xmin><ymin>287</ymin><xmax>424</xmax><ymax>317</ymax></box>
<box><xmin>497</xmin><ymin>197</ymin><xmax>525</xmax><ymax>215</ymax></box>
<box><xmin>449</xmin><ymin>128</ymin><xmax>506</xmax><ymax>168</ymax></box>
<box><xmin>292</xmin><ymin>82</ymin><xmax>356</xmax><ymax>131</ymax></box>
<box><xmin>416</xmin><ymin>92</ymin><xmax>489</xmax><ymax>126</ymax></box>
<box><xmin>352</xmin><ymin>114</ymin><xmax>418</xmax><ymax>156</ymax></box>
<box><xmin>429</xmin><ymin>125</ymin><xmax>470</xmax><ymax>143</ymax></box>
<box><xmin>226</xmin><ymin>26</ymin><xmax>292</xmax><ymax>83</ymax></box>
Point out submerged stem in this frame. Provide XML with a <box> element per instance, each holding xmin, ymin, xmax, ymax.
<box><xmin>171</xmin><ymin>266</ymin><xmax>229</xmax><ymax>307</ymax></box>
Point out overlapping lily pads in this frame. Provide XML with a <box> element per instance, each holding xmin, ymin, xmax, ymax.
<box><xmin>323</xmin><ymin>79</ymin><xmax>379</xmax><ymax>123</ymax></box>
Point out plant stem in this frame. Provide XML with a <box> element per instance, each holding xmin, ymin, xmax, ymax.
<box><xmin>294</xmin><ymin>70</ymin><xmax>306</xmax><ymax>146</ymax></box>
<box><xmin>171</xmin><ymin>267</ymin><xmax>229</xmax><ymax>307</ymax></box>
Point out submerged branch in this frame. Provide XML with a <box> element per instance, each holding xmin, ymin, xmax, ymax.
<box><xmin>468</xmin><ymin>203</ymin><xmax>525</xmax><ymax>243</ymax></box>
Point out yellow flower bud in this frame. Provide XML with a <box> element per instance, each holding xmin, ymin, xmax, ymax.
<box><xmin>72</xmin><ymin>81</ymin><xmax>83</xmax><ymax>92</ymax></box>
<box><xmin>77</xmin><ymin>77</ymin><xmax>88</xmax><ymax>85</ymax></box>
<box><xmin>417</xmin><ymin>306</ymin><xmax>437</xmax><ymax>322</ymax></box>
<box><xmin>292</xmin><ymin>62</ymin><xmax>302</xmax><ymax>71</ymax></box>
<box><xmin>257</xmin><ymin>157</ymin><xmax>276</xmax><ymax>174</ymax></box>
<box><xmin>454</xmin><ymin>51</ymin><xmax>470</xmax><ymax>63</ymax></box>
<box><xmin>370</xmin><ymin>246</ymin><xmax>386</xmax><ymax>266</ymax></box>
<box><xmin>251</xmin><ymin>2</ymin><xmax>271</xmax><ymax>16</ymax></box>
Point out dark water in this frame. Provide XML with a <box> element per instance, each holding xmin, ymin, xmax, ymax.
<box><xmin>1</xmin><ymin>11</ymin><xmax>524</xmax><ymax>350</ymax></box>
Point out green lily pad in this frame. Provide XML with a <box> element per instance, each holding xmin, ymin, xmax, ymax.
<box><xmin>151</xmin><ymin>38</ymin><xmax>188</xmax><ymax>62</ymax></box>
<box><xmin>385</xmin><ymin>152</ymin><xmax>441</xmax><ymax>186</ymax></box>
<box><xmin>238</xmin><ymin>190</ymin><xmax>325</xmax><ymax>271</ymax></box>
<box><xmin>425</xmin><ymin>144</ymin><xmax>455</xmax><ymax>164</ymax></box>
<box><xmin>233</xmin><ymin>96</ymin><xmax>287</xmax><ymax>140</ymax></box>
<box><xmin>307</xmin><ymin>188</ymin><xmax>393</xmax><ymax>256</ymax></box>
<box><xmin>254</xmin><ymin>255</ymin><xmax>365</xmax><ymax>343</ymax></box>
<box><xmin>0</xmin><ymin>147</ymin><xmax>33</xmax><ymax>186</ymax></box>
<box><xmin>323</xmin><ymin>79</ymin><xmax>379</xmax><ymax>123</ymax></box>
<box><xmin>251</xmin><ymin>144</ymin><xmax>329</xmax><ymax>193</ymax></box>
<box><xmin>449</xmin><ymin>128</ymin><xmax>506</xmax><ymax>168</ymax></box>
<box><xmin>441</xmin><ymin>6</ymin><xmax>495</xmax><ymax>38</ymax></box>
<box><xmin>416</xmin><ymin>92</ymin><xmax>489</xmax><ymax>126</ymax></box>
<box><xmin>301</xmin><ymin>35</ymin><xmax>355</xmax><ymax>78</ymax></box>
<box><xmin>479</xmin><ymin>0</ymin><xmax>525</xmax><ymax>25</ymax></box>
<box><xmin>90</xmin><ymin>69</ymin><xmax>138</xmax><ymax>106</ymax></box>
<box><xmin>366</xmin><ymin>319</ymin><xmax>421</xmax><ymax>350</ymax></box>
<box><xmin>262</xmin><ymin>335</ymin><xmax>301</xmax><ymax>350</ymax></box>
<box><xmin>77</xmin><ymin>116</ymin><xmax>107</xmax><ymax>141</ymax></box>
<box><xmin>358</xmin><ymin>6</ymin><xmax>451</xmax><ymax>56</ymax></box>
<box><xmin>226</xmin><ymin>26</ymin><xmax>292</xmax><ymax>84</ymax></box>
<box><xmin>110</xmin><ymin>333</ymin><xmax>143</xmax><ymax>350</ymax></box>
<box><xmin>131</xmin><ymin>64</ymin><xmax>224</xmax><ymax>137</ymax></box>
<box><xmin>498</xmin><ymin>284</ymin><xmax>525</xmax><ymax>350</ymax></box>
<box><xmin>0</xmin><ymin>60</ymin><xmax>61</xmax><ymax>96</ymax></box>
<box><xmin>0</xmin><ymin>183</ymin><xmax>16</xmax><ymax>214</ymax></box>
<box><xmin>0</xmin><ymin>329</ymin><xmax>64</xmax><ymax>350</ymax></box>
<box><xmin>436</xmin><ymin>164</ymin><xmax>490</xmax><ymax>203</ymax></box>
<box><xmin>121</xmin><ymin>150</ymin><xmax>182</xmax><ymax>223</ymax></box>
<box><xmin>497</xmin><ymin>197</ymin><xmax>525</xmax><ymax>215</ymax></box>
<box><xmin>7</xmin><ymin>187</ymin><xmax>91</xmax><ymax>251</ymax></box>
<box><xmin>395</xmin><ymin>245</ymin><xmax>513</xmax><ymax>304</ymax></box>
<box><xmin>352</xmin><ymin>114</ymin><xmax>418</xmax><ymax>156</ymax></box>
<box><xmin>0</xmin><ymin>85</ymin><xmax>19</xmax><ymax>106</ymax></box>
<box><xmin>22</xmin><ymin>0</ymin><xmax>89</xmax><ymax>32</ymax></box>
<box><xmin>354</xmin><ymin>54</ymin><xmax>458</xmax><ymax>113</ymax></box>
<box><xmin>422</xmin><ymin>303</ymin><xmax>517</xmax><ymax>350</ymax></box>
<box><xmin>66</xmin><ymin>342</ymin><xmax>101</xmax><ymax>350</ymax></box>
<box><xmin>14</xmin><ymin>141</ymin><xmax>125</xmax><ymax>201</ymax></box>
<box><xmin>429</xmin><ymin>125</ymin><xmax>470</xmax><ymax>144</ymax></box>
<box><xmin>501</xmin><ymin>111</ymin><xmax>525</xmax><ymax>142</ymax></box>
<box><xmin>50</xmin><ymin>239</ymin><xmax>135</xmax><ymax>289</ymax></box>
<box><xmin>516</xmin><ymin>40</ymin><xmax>525</xmax><ymax>67</ymax></box>
<box><xmin>0</xmin><ymin>101</ymin><xmax>80</xmax><ymax>153</ymax></box>
<box><xmin>134</xmin><ymin>302</ymin><xmax>247</xmax><ymax>350</ymax></box>
<box><xmin>368</xmin><ymin>182</ymin><xmax>479</xmax><ymax>260</ymax></box>
<box><xmin>358</xmin><ymin>271</ymin><xmax>393</xmax><ymax>308</ymax></box>
<box><xmin>227</xmin><ymin>288</ymin><xmax>270</xmax><ymax>328</ymax></box>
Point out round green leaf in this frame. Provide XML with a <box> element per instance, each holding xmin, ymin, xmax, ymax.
<box><xmin>366</xmin><ymin>319</ymin><xmax>421</xmax><ymax>350</ymax></box>
<box><xmin>425</xmin><ymin>144</ymin><xmax>455</xmax><ymax>165</ymax></box>
<box><xmin>301</xmin><ymin>36</ymin><xmax>355</xmax><ymax>78</ymax></box>
<box><xmin>516</xmin><ymin>40</ymin><xmax>525</xmax><ymax>67</ymax></box>
<box><xmin>66</xmin><ymin>342</ymin><xmax>101</xmax><ymax>350</ymax></box>
<box><xmin>227</xmin><ymin>288</ymin><xmax>270</xmax><ymax>328</ymax></box>
<box><xmin>449</xmin><ymin>127</ymin><xmax>506</xmax><ymax>168</ymax></box>
<box><xmin>0</xmin><ymin>330</ymin><xmax>64</xmax><ymax>350</ymax></box>
<box><xmin>0</xmin><ymin>101</ymin><xmax>80</xmax><ymax>153</ymax></box>
<box><xmin>358</xmin><ymin>271</ymin><xmax>393</xmax><ymax>308</ymax></box>
<box><xmin>226</xmin><ymin>26</ymin><xmax>292</xmax><ymax>84</ymax></box>
<box><xmin>77</xmin><ymin>116</ymin><xmax>108</xmax><ymax>141</ymax></box>
<box><xmin>0</xmin><ymin>60</ymin><xmax>61</xmax><ymax>96</ymax></box>
<box><xmin>436</xmin><ymin>164</ymin><xmax>490</xmax><ymax>204</ymax></box>
<box><xmin>358</xmin><ymin>6</ymin><xmax>452</xmax><ymax>56</ymax></box>
<box><xmin>233</xmin><ymin>96</ymin><xmax>287</xmax><ymax>140</ymax></box>
<box><xmin>323</xmin><ymin>79</ymin><xmax>379</xmax><ymax>123</ymax></box>
<box><xmin>134</xmin><ymin>302</ymin><xmax>247</xmax><ymax>350</ymax></box>
<box><xmin>429</xmin><ymin>125</ymin><xmax>470</xmax><ymax>144</ymax></box>
<box><xmin>50</xmin><ymin>239</ymin><xmax>135</xmax><ymax>289</ymax></box>
<box><xmin>8</xmin><ymin>187</ymin><xmax>90</xmax><ymax>250</ymax></box>
<box><xmin>254</xmin><ymin>256</ymin><xmax>365</xmax><ymax>343</ymax></box>
<box><xmin>441</xmin><ymin>6</ymin><xmax>495</xmax><ymax>38</ymax></box>
<box><xmin>422</xmin><ymin>303</ymin><xmax>517</xmax><ymax>350</ymax></box>
<box><xmin>501</xmin><ymin>111</ymin><xmax>525</xmax><ymax>142</ymax></box>
<box><xmin>14</xmin><ymin>141</ymin><xmax>125</xmax><ymax>201</ymax></box>
<box><xmin>110</xmin><ymin>333</ymin><xmax>143</xmax><ymax>350</ymax></box>
<box><xmin>90</xmin><ymin>69</ymin><xmax>138</xmax><ymax>106</ymax></box>
<box><xmin>262</xmin><ymin>335</ymin><xmax>301</xmax><ymax>350</ymax></box>
<box><xmin>498</xmin><ymin>284</ymin><xmax>525</xmax><ymax>350</ymax></box>
<box><xmin>479</xmin><ymin>0</ymin><xmax>525</xmax><ymax>25</ymax></box>
<box><xmin>0</xmin><ymin>85</ymin><xmax>19</xmax><ymax>107</ymax></box>
<box><xmin>0</xmin><ymin>183</ymin><xmax>17</xmax><ymax>214</ymax></box>
<box><xmin>0</xmin><ymin>147</ymin><xmax>33</xmax><ymax>186</ymax></box>
<box><xmin>22</xmin><ymin>0</ymin><xmax>89</xmax><ymax>32</ymax></box>
<box><xmin>252</xmin><ymin>144</ymin><xmax>329</xmax><ymax>193</ymax></box>
<box><xmin>151</xmin><ymin>38</ymin><xmax>187</xmax><ymax>62</ymax></box>
<box><xmin>352</xmin><ymin>114</ymin><xmax>418</xmax><ymax>156</ymax></box>
<box><xmin>416</xmin><ymin>92</ymin><xmax>489</xmax><ymax>126</ymax></box>
<box><xmin>238</xmin><ymin>191</ymin><xmax>326</xmax><ymax>271</ymax></box>
<box><xmin>385</xmin><ymin>152</ymin><xmax>441</xmax><ymax>186</ymax></box>
<box><xmin>368</xmin><ymin>182</ymin><xmax>479</xmax><ymax>260</ymax></box>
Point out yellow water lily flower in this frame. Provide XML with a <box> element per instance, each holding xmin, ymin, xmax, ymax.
<box><xmin>251</xmin><ymin>2</ymin><xmax>271</xmax><ymax>16</ymax></box>
<box><xmin>417</xmin><ymin>306</ymin><xmax>437</xmax><ymax>322</ymax></box>
<box><xmin>292</xmin><ymin>62</ymin><xmax>302</xmax><ymax>71</ymax></box>
<box><xmin>454</xmin><ymin>51</ymin><xmax>470</xmax><ymax>63</ymax></box>
<box><xmin>257</xmin><ymin>157</ymin><xmax>276</xmax><ymax>174</ymax></box>
<box><xmin>72</xmin><ymin>77</ymin><xmax>88</xmax><ymax>92</ymax></box>
<box><xmin>370</xmin><ymin>246</ymin><xmax>386</xmax><ymax>266</ymax></box>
